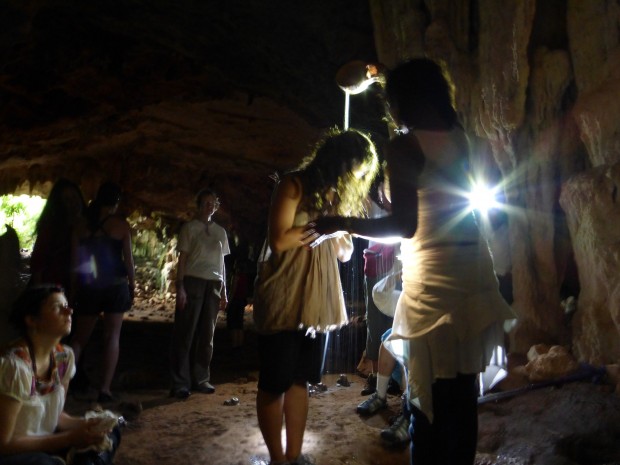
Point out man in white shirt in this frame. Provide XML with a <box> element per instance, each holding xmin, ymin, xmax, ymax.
<box><xmin>170</xmin><ymin>189</ymin><xmax>230</xmax><ymax>399</ymax></box>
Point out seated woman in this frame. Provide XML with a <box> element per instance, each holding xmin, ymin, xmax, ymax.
<box><xmin>0</xmin><ymin>285</ymin><xmax>114</xmax><ymax>465</ymax></box>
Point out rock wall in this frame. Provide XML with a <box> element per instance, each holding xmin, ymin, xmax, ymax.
<box><xmin>369</xmin><ymin>0</ymin><xmax>620</xmax><ymax>361</ymax></box>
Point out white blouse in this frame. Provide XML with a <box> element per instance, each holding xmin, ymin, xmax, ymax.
<box><xmin>0</xmin><ymin>343</ymin><xmax>75</xmax><ymax>436</ymax></box>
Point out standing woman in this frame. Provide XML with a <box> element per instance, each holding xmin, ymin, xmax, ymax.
<box><xmin>71</xmin><ymin>182</ymin><xmax>135</xmax><ymax>403</ymax></box>
<box><xmin>253</xmin><ymin>128</ymin><xmax>379</xmax><ymax>465</ymax></box>
<box><xmin>0</xmin><ymin>285</ymin><xmax>113</xmax><ymax>465</ymax></box>
<box><xmin>311</xmin><ymin>59</ymin><xmax>514</xmax><ymax>465</ymax></box>
<box><xmin>30</xmin><ymin>178</ymin><xmax>86</xmax><ymax>298</ymax></box>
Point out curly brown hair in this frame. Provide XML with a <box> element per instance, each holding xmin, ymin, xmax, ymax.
<box><xmin>293</xmin><ymin>128</ymin><xmax>379</xmax><ymax>217</ymax></box>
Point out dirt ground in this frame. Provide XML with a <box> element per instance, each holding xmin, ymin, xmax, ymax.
<box><xmin>65</xmin><ymin>303</ymin><xmax>620</xmax><ymax>465</ymax></box>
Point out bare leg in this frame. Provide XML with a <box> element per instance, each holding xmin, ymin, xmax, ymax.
<box><xmin>283</xmin><ymin>381</ymin><xmax>308</xmax><ymax>462</ymax></box>
<box><xmin>70</xmin><ymin>314</ymin><xmax>99</xmax><ymax>363</ymax></box>
<box><xmin>99</xmin><ymin>312</ymin><xmax>124</xmax><ymax>395</ymax></box>
<box><xmin>377</xmin><ymin>343</ymin><xmax>397</xmax><ymax>377</ymax></box>
<box><xmin>376</xmin><ymin>343</ymin><xmax>399</xmax><ymax>398</ymax></box>
<box><xmin>257</xmin><ymin>388</ymin><xmax>286</xmax><ymax>464</ymax></box>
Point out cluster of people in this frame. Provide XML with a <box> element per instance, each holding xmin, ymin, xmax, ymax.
<box><xmin>1</xmin><ymin>57</ymin><xmax>515</xmax><ymax>465</ymax></box>
<box><xmin>0</xmin><ymin>178</ymin><xmax>135</xmax><ymax>465</ymax></box>
<box><xmin>254</xmin><ymin>57</ymin><xmax>514</xmax><ymax>465</ymax></box>
<box><xmin>0</xmin><ymin>180</ymin><xmax>133</xmax><ymax>464</ymax></box>
<box><xmin>29</xmin><ymin>180</ymin><xmax>135</xmax><ymax>404</ymax></box>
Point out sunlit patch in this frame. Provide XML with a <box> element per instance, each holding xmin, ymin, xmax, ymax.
<box><xmin>0</xmin><ymin>194</ymin><xmax>46</xmax><ymax>249</ymax></box>
<box><xmin>299</xmin><ymin>430</ymin><xmax>321</xmax><ymax>455</ymax></box>
<box><xmin>249</xmin><ymin>429</ymin><xmax>320</xmax><ymax>464</ymax></box>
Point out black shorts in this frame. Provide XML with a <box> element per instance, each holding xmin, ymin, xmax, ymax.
<box><xmin>75</xmin><ymin>282</ymin><xmax>131</xmax><ymax>315</ymax></box>
<box><xmin>258</xmin><ymin>330</ymin><xmax>327</xmax><ymax>394</ymax></box>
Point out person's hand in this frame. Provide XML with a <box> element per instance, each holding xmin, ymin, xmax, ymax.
<box><xmin>176</xmin><ymin>286</ymin><xmax>187</xmax><ymax>310</ymax></box>
<box><xmin>304</xmin><ymin>217</ymin><xmax>346</xmax><ymax>249</ymax></box>
<box><xmin>298</xmin><ymin>225</ymin><xmax>320</xmax><ymax>250</ymax></box>
<box><xmin>70</xmin><ymin>419</ymin><xmax>109</xmax><ymax>448</ymax></box>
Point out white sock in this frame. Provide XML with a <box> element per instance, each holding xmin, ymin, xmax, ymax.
<box><xmin>376</xmin><ymin>374</ymin><xmax>390</xmax><ymax>399</ymax></box>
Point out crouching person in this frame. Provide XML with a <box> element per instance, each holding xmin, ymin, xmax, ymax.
<box><xmin>0</xmin><ymin>285</ymin><xmax>120</xmax><ymax>465</ymax></box>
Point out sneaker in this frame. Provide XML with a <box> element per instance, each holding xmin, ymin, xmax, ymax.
<box><xmin>380</xmin><ymin>412</ymin><xmax>410</xmax><ymax>446</ymax></box>
<box><xmin>194</xmin><ymin>382</ymin><xmax>215</xmax><ymax>394</ymax></box>
<box><xmin>356</xmin><ymin>392</ymin><xmax>387</xmax><ymax>415</ymax></box>
<box><xmin>170</xmin><ymin>388</ymin><xmax>191</xmax><ymax>399</ymax></box>
<box><xmin>360</xmin><ymin>373</ymin><xmax>377</xmax><ymax>396</ymax></box>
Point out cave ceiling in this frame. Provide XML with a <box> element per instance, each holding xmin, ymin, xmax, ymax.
<box><xmin>0</xmin><ymin>0</ymin><xmax>385</xmax><ymax>241</ymax></box>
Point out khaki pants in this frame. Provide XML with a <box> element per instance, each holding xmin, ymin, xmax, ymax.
<box><xmin>170</xmin><ymin>276</ymin><xmax>221</xmax><ymax>390</ymax></box>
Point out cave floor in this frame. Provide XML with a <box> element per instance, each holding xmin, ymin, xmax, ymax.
<box><xmin>64</xmin><ymin>311</ymin><xmax>620</xmax><ymax>465</ymax></box>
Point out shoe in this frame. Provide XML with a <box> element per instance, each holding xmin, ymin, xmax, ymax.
<box><xmin>360</xmin><ymin>373</ymin><xmax>377</xmax><ymax>395</ymax></box>
<box><xmin>380</xmin><ymin>412</ymin><xmax>410</xmax><ymax>446</ymax></box>
<box><xmin>356</xmin><ymin>392</ymin><xmax>387</xmax><ymax>416</ymax></box>
<box><xmin>170</xmin><ymin>388</ymin><xmax>191</xmax><ymax>399</ymax></box>
<box><xmin>386</xmin><ymin>377</ymin><xmax>402</xmax><ymax>396</ymax></box>
<box><xmin>194</xmin><ymin>382</ymin><xmax>215</xmax><ymax>394</ymax></box>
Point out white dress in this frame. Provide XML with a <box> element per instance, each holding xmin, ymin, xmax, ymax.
<box><xmin>386</xmin><ymin>128</ymin><xmax>515</xmax><ymax>422</ymax></box>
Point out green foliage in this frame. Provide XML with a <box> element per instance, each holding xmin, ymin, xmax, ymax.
<box><xmin>0</xmin><ymin>195</ymin><xmax>46</xmax><ymax>250</ymax></box>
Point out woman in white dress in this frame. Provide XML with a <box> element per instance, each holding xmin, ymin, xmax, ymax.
<box><xmin>310</xmin><ymin>59</ymin><xmax>514</xmax><ymax>465</ymax></box>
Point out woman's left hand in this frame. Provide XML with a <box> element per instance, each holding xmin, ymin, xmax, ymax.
<box><xmin>304</xmin><ymin>217</ymin><xmax>346</xmax><ymax>248</ymax></box>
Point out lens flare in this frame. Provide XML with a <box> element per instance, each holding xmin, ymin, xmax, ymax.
<box><xmin>467</xmin><ymin>181</ymin><xmax>500</xmax><ymax>214</ymax></box>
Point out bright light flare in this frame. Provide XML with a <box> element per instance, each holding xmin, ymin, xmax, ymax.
<box><xmin>467</xmin><ymin>181</ymin><xmax>500</xmax><ymax>214</ymax></box>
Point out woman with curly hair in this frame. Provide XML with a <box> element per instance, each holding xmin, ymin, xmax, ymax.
<box><xmin>253</xmin><ymin>128</ymin><xmax>379</xmax><ymax>465</ymax></box>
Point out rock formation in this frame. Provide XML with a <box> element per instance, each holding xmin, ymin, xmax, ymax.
<box><xmin>369</xmin><ymin>0</ymin><xmax>620</xmax><ymax>363</ymax></box>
